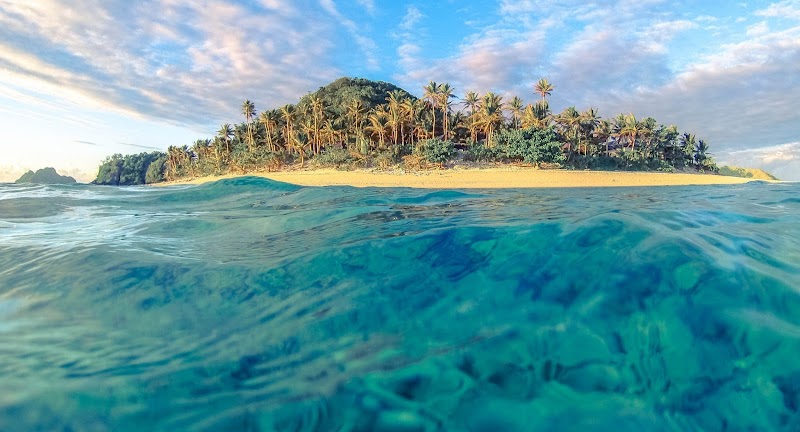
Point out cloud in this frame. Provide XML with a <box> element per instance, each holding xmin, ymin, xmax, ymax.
<box><xmin>74</xmin><ymin>140</ymin><xmax>99</xmax><ymax>146</ymax></box>
<box><xmin>756</xmin><ymin>0</ymin><xmax>800</xmax><ymax>20</ymax></box>
<box><xmin>746</xmin><ymin>21</ymin><xmax>770</xmax><ymax>36</ymax></box>
<box><xmin>319</xmin><ymin>0</ymin><xmax>380</xmax><ymax>71</ymax></box>
<box><xmin>0</xmin><ymin>0</ymin><xmax>341</xmax><ymax>129</ymax></box>
<box><xmin>355</xmin><ymin>0</ymin><xmax>375</xmax><ymax>15</ymax></box>
<box><xmin>717</xmin><ymin>142</ymin><xmax>800</xmax><ymax>180</ymax></box>
<box><xmin>119</xmin><ymin>142</ymin><xmax>163</xmax><ymax>151</ymax></box>
<box><xmin>399</xmin><ymin>5</ymin><xmax>423</xmax><ymax>31</ymax></box>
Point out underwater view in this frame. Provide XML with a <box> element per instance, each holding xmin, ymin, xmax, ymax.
<box><xmin>1</xmin><ymin>179</ymin><xmax>799</xmax><ymax>431</ymax></box>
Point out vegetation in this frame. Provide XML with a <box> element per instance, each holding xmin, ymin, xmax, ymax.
<box><xmin>16</xmin><ymin>167</ymin><xmax>76</xmax><ymax>184</ymax></box>
<box><xmin>94</xmin><ymin>152</ymin><xmax>166</xmax><ymax>185</ymax></box>
<box><xmin>719</xmin><ymin>166</ymin><xmax>778</xmax><ymax>180</ymax></box>
<box><xmin>94</xmin><ymin>76</ymin><xmax>722</xmax><ymax>183</ymax></box>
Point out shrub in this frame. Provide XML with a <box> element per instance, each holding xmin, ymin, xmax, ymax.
<box><xmin>464</xmin><ymin>142</ymin><xmax>499</xmax><ymax>162</ymax></box>
<box><xmin>314</xmin><ymin>147</ymin><xmax>355</xmax><ymax>168</ymax></box>
<box><xmin>493</xmin><ymin>127</ymin><xmax>565</xmax><ymax>165</ymax></box>
<box><xmin>417</xmin><ymin>138</ymin><xmax>456</xmax><ymax>165</ymax></box>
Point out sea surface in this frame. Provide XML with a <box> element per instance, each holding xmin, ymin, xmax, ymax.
<box><xmin>0</xmin><ymin>178</ymin><xmax>799</xmax><ymax>431</ymax></box>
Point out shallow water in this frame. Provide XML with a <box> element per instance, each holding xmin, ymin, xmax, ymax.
<box><xmin>1</xmin><ymin>178</ymin><xmax>799</xmax><ymax>431</ymax></box>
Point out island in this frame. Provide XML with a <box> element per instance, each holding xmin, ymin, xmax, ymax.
<box><xmin>16</xmin><ymin>167</ymin><xmax>77</xmax><ymax>184</ymax></box>
<box><xmin>93</xmin><ymin>77</ymin><xmax>775</xmax><ymax>187</ymax></box>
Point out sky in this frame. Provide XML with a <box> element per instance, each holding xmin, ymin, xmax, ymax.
<box><xmin>0</xmin><ymin>0</ymin><xmax>798</xmax><ymax>182</ymax></box>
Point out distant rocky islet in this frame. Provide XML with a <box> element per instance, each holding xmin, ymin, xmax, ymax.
<box><xmin>14</xmin><ymin>167</ymin><xmax>77</xmax><ymax>184</ymax></box>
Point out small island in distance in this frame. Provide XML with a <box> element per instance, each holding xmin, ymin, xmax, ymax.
<box><xmin>91</xmin><ymin>77</ymin><xmax>777</xmax><ymax>187</ymax></box>
<box><xmin>16</xmin><ymin>167</ymin><xmax>77</xmax><ymax>185</ymax></box>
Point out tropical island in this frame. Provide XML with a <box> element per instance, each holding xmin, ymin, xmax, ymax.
<box><xmin>93</xmin><ymin>77</ymin><xmax>769</xmax><ymax>187</ymax></box>
<box><xmin>16</xmin><ymin>167</ymin><xmax>77</xmax><ymax>184</ymax></box>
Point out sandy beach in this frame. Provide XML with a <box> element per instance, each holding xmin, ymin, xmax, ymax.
<box><xmin>155</xmin><ymin>167</ymin><xmax>758</xmax><ymax>188</ymax></box>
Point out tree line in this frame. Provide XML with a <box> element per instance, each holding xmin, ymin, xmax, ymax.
<box><xmin>94</xmin><ymin>77</ymin><xmax>717</xmax><ymax>184</ymax></box>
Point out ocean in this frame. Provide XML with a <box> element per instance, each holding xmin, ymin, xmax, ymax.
<box><xmin>0</xmin><ymin>178</ymin><xmax>798</xmax><ymax>431</ymax></box>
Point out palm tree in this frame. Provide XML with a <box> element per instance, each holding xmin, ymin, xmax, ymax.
<box><xmin>694</xmin><ymin>139</ymin><xmax>710</xmax><ymax>169</ymax></box>
<box><xmin>579</xmin><ymin>108</ymin><xmax>600</xmax><ymax>155</ymax></box>
<box><xmin>594</xmin><ymin>119</ymin><xmax>614</xmax><ymax>155</ymax></box>
<box><xmin>402</xmin><ymin>97</ymin><xmax>424</xmax><ymax>151</ymax></box>
<box><xmin>241</xmin><ymin>100</ymin><xmax>256</xmax><ymax>152</ymax></box>
<box><xmin>556</xmin><ymin>106</ymin><xmax>581</xmax><ymax>156</ymax></box>
<box><xmin>438</xmin><ymin>82</ymin><xmax>455</xmax><ymax>140</ymax></box>
<box><xmin>534</xmin><ymin>78</ymin><xmax>554</xmax><ymax>101</ymax></box>
<box><xmin>618</xmin><ymin>114</ymin><xmax>650</xmax><ymax>151</ymax></box>
<box><xmin>258</xmin><ymin>111</ymin><xmax>277</xmax><ymax>151</ymax></box>
<box><xmin>507</xmin><ymin>96</ymin><xmax>524</xmax><ymax>129</ymax></box>
<box><xmin>386</xmin><ymin>90</ymin><xmax>405</xmax><ymax>147</ymax></box>
<box><xmin>309</xmin><ymin>95</ymin><xmax>325</xmax><ymax>154</ymax></box>
<box><xmin>346</xmin><ymin>98</ymin><xmax>367</xmax><ymax>144</ymax></box>
<box><xmin>366</xmin><ymin>108</ymin><xmax>389</xmax><ymax>150</ymax></box>
<box><xmin>522</xmin><ymin>100</ymin><xmax>551</xmax><ymax>129</ymax></box>
<box><xmin>423</xmin><ymin>81</ymin><xmax>439</xmax><ymax>138</ymax></box>
<box><xmin>217</xmin><ymin>123</ymin><xmax>233</xmax><ymax>155</ymax></box>
<box><xmin>477</xmin><ymin>92</ymin><xmax>504</xmax><ymax>147</ymax></box>
<box><xmin>462</xmin><ymin>91</ymin><xmax>480</xmax><ymax>143</ymax></box>
<box><xmin>280</xmin><ymin>104</ymin><xmax>297</xmax><ymax>147</ymax></box>
<box><xmin>288</xmin><ymin>131</ymin><xmax>310</xmax><ymax>165</ymax></box>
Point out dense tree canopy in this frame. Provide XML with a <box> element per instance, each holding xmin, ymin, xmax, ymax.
<box><xmin>94</xmin><ymin>152</ymin><xmax>166</xmax><ymax>185</ymax></box>
<box><xmin>95</xmin><ymin>76</ymin><xmax>721</xmax><ymax>183</ymax></box>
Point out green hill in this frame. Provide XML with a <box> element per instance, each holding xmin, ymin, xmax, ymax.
<box><xmin>15</xmin><ymin>167</ymin><xmax>77</xmax><ymax>184</ymax></box>
<box><xmin>719</xmin><ymin>166</ymin><xmax>778</xmax><ymax>180</ymax></box>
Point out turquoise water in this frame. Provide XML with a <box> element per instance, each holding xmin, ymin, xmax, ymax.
<box><xmin>1</xmin><ymin>178</ymin><xmax>799</xmax><ymax>431</ymax></box>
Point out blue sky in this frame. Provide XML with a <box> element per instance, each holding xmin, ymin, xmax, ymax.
<box><xmin>1</xmin><ymin>0</ymin><xmax>798</xmax><ymax>181</ymax></box>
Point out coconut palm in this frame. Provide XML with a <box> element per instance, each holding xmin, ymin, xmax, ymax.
<box><xmin>423</xmin><ymin>81</ymin><xmax>439</xmax><ymax>138</ymax></box>
<box><xmin>477</xmin><ymin>92</ymin><xmax>504</xmax><ymax>147</ymax></box>
<box><xmin>365</xmin><ymin>108</ymin><xmax>389</xmax><ymax>150</ymax></box>
<box><xmin>217</xmin><ymin>123</ymin><xmax>233</xmax><ymax>155</ymax></box>
<box><xmin>279</xmin><ymin>104</ymin><xmax>297</xmax><ymax>148</ymax></box>
<box><xmin>309</xmin><ymin>95</ymin><xmax>325</xmax><ymax>154</ymax></box>
<box><xmin>534</xmin><ymin>78</ymin><xmax>554</xmax><ymax>101</ymax></box>
<box><xmin>522</xmin><ymin>100</ymin><xmax>551</xmax><ymax>129</ymax></box>
<box><xmin>579</xmin><ymin>108</ymin><xmax>600</xmax><ymax>155</ymax></box>
<box><xmin>462</xmin><ymin>91</ymin><xmax>480</xmax><ymax>142</ymax></box>
<box><xmin>618</xmin><ymin>114</ymin><xmax>650</xmax><ymax>151</ymax></box>
<box><xmin>346</xmin><ymin>98</ymin><xmax>367</xmax><ymax>143</ymax></box>
<box><xmin>507</xmin><ymin>96</ymin><xmax>524</xmax><ymax>129</ymax></box>
<box><xmin>556</xmin><ymin>106</ymin><xmax>581</xmax><ymax>156</ymax></box>
<box><xmin>241</xmin><ymin>100</ymin><xmax>256</xmax><ymax>152</ymax></box>
<box><xmin>438</xmin><ymin>82</ymin><xmax>455</xmax><ymax>140</ymax></box>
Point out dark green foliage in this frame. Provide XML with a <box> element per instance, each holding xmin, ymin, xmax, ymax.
<box><xmin>300</xmin><ymin>77</ymin><xmax>414</xmax><ymax>119</ymax></box>
<box><xmin>463</xmin><ymin>142</ymin><xmax>499</xmax><ymax>162</ymax></box>
<box><xmin>314</xmin><ymin>148</ymin><xmax>356</xmax><ymax>168</ymax></box>
<box><xmin>94</xmin><ymin>152</ymin><xmax>165</xmax><ymax>185</ymax></box>
<box><xmin>418</xmin><ymin>139</ymin><xmax>456</xmax><ymax>164</ymax></box>
<box><xmin>145</xmin><ymin>155</ymin><xmax>167</xmax><ymax>184</ymax></box>
<box><xmin>493</xmin><ymin>127</ymin><xmax>565</xmax><ymax>165</ymax></box>
<box><xmin>94</xmin><ymin>77</ymin><xmax>725</xmax><ymax>183</ymax></box>
<box><xmin>15</xmin><ymin>167</ymin><xmax>77</xmax><ymax>184</ymax></box>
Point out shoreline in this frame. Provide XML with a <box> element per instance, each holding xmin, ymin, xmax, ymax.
<box><xmin>154</xmin><ymin>167</ymin><xmax>759</xmax><ymax>189</ymax></box>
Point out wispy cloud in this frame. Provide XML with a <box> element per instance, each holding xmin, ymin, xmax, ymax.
<box><xmin>119</xmin><ymin>142</ymin><xmax>162</xmax><ymax>151</ymax></box>
<box><xmin>74</xmin><ymin>140</ymin><xmax>99</xmax><ymax>146</ymax></box>
<box><xmin>319</xmin><ymin>0</ymin><xmax>380</xmax><ymax>71</ymax></box>
<box><xmin>0</xmin><ymin>0</ymin><xmax>340</xmax><ymax>128</ymax></box>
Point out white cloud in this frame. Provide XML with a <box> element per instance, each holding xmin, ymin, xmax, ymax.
<box><xmin>746</xmin><ymin>21</ymin><xmax>770</xmax><ymax>36</ymax></box>
<box><xmin>756</xmin><ymin>0</ymin><xmax>800</xmax><ymax>20</ymax></box>
<box><xmin>0</xmin><ymin>0</ymin><xmax>340</xmax><ymax>128</ymax></box>
<box><xmin>400</xmin><ymin>5</ymin><xmax>423</xmax><ymax>31</ymax></box>
<box><xmin>718</xmin><ymin>142</ymin><xmax>800</xmax><ymax>180</ymax></box>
